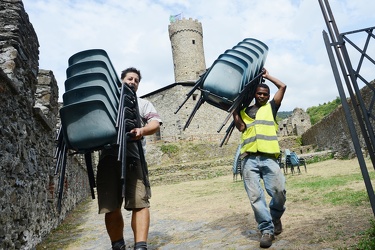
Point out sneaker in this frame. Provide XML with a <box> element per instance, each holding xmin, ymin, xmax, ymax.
<box><xmin>260</xmin><ymin>233</ymin><xmax>275</xmax><ymax>248</ymax></box>
<box><xmin>273</xmin><ymin>219</ymin><xmax>283</xmax><ymax>235</ymax></box>
<box><xmin>112</xmin><ymin>244</ymin><xmax>125</xmax><ymax>250</ymax></box>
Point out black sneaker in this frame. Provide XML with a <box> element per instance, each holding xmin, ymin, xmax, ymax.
<box><xmin>260</xmin><ymin>233</ymin><xmax>275</xmax><ymax>248</ymax></box>
<box><xmin>112</xmin><ymin>244</ymin><xmax>126</xmax><ymax>250</ymax></box>
<box><xmin>273</xmin><ymin>219</ymin><xmax>283</xmax><ymax>235</ymax></box>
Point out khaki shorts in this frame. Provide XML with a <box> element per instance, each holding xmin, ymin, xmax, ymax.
<box><xmin>96</xmin><ymin>155</ymin><xmax>151</xmax><ymax>214</ymax></box>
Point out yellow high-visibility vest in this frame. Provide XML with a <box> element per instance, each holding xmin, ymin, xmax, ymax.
<box><xmin>240</xmin><ymin>103</ymin><xmax>280</xmax><ymax>158</ymax></box>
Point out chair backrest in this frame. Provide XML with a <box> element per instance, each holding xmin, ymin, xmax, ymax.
<box><xmin>224</xmin><ymin>49</ymin><xmax>255</xmax><ymax>81</ymax></box>
<box><xmin>237</xmin><ymin>42</ymin><xmax>267</xmax><ymax>73</ymax></box>
<box><xmin>232</xmin><ymin>45</ymin><xmax>261</xmax><ymax>76</ymax></box>
<box><xmin>66</xmin><ymin>60</ymin><xmax>121</xmax><ymax>94</ymax></box>
<box><xmin>290</xmin><ymin>152</ymin><xmax>300</xmax><ymax>165</ymax></box>
<box><xmin>238</xmin><ymin>41</ymin><xmax>266</xmax><ymax>58</ymax></box>
<box><xmin>242</xmin><ymin>38</ymin><xmax>269</xmax><ymax>59</ymax></box>
<box><xmin>59</xmin><ymin>100</ymin><xmax>117</xmax><ymax>152</ymax></box>
<box><xmin>201</xmin><ymin>59</ymin><xmax>246</xmax><ymax>109</ymax></box>
<box><xmin>217</xmin><ymin>53</ymin><xmax>249</xmax><ymax>84</ymax></box>
<box><xmin>64</xmin><ymin>72</ymin><xmax>119</xmax><ymax>106</ymax></box>
<box><xmin>68</xmin><ymin>49</ymin><xmax>120</xmax><ymax>88</ymax></box>
<box><xmin>62</xmin><ymin>85</ymin><xmax>117</xmax><ymax>121</ymax></box>
<box><xmin>285</xmin><ymin>149</ymin><xmax>291</xmax><ymax>156</ymax></box>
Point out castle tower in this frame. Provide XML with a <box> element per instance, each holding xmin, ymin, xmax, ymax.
<box><xmin>168</xmin><ymin>17</ymin><xmax>206</xmax><ymax>83</ymax></box>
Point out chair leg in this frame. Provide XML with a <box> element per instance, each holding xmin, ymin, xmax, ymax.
<box><xmin>84</xmin><ymin>152</ymin><xmax>96</xmax><ymax>199</ymax></box>
<box><xmin>175</xmin><ymin>77</ymin><xmax>203</xmax><ymax>114</ymax></box>
<box><xmin>183</xmin><ymin>95</ymin><xmax>204</xmax><ymax>130</ymax></box>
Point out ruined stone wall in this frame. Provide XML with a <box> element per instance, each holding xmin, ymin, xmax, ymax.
<box><xmin>278</xmin><ymin>108</ymin><xmax>311</xmax><ymax>137</ymax></box>
<box><xmin>302</xmin><ymin>82</ymin><xmax>375</xmax><ymax>158</ymax></box>
<box><xmin>0</xmin><ymin>1</ymin><xmax>90</xmax><ymax>249</ymax></box>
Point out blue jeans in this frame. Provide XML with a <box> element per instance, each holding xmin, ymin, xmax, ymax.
<box><xmin>242</xmin><ymin>154</ymin><xmax>286</xmax><ymax>235</ymax></box>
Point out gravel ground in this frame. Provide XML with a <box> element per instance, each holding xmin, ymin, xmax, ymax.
<box><xmin>39</xmin><ymin>196</ymin><xmax>272</xmax><ymax>250</ymax></box>
<box><xmin>37</xmin><ymin>158</ymin><xmax>374</xmax><ymax>250</ymax></box>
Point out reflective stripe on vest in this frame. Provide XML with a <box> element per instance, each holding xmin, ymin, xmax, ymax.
<box><xmin>240</xmin><ymin>103</ymin><xmax>280</xmax><ymax>157</ymax></box>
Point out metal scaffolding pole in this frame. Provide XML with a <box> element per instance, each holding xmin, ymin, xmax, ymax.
<box><xmin>319</xmin><ymin>0</ymin><xmax>375</xmax><ymax>216</ymax></box>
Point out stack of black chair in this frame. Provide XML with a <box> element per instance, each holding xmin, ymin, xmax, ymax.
<box><xmin>175</xmin><ymin>38</ymin><xmax>269</xmax><ymax>145</ymax></box>
<box><xmin>54</xmin><ymin>49</ymin><xmax>142</xmax><ymax>212</ymax></box>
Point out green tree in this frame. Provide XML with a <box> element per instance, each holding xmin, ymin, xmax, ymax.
<box><xmin>307</xmin><ymin>97</ymin><xmax>341</xmax><ymax>125</ymax></box>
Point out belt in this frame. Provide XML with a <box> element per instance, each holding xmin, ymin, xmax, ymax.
<box><xmin>246</xmin><ymin>151</ymin><xmax>276</xmax><ymax>158</ymax></box>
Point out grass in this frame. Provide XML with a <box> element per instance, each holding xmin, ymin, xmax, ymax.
<box><xmin>355</xmin><ymin>220</ymin><xmax>375</xmax><ymax>250</ymax></box>
<box><xmin>288</xmin><ymin>172</ymin><xmax>375</xmax><ymax>206</ymax></box>
<box><xmin>284</xmin><ymin>160</ymin><xmax>375</xmax><ymax>249</ymax></box>
<box><xmin>305</xmin><ymin>152</ymin><xmax>334</xmax><ymax>164</ymax></box>
<box><xmin>160</xmin><ymin>143</ymin><xmax>179</xmax><ymax>155</ymax></box>
<box><xmin>323</xmin><ymin>189</ymin><xmax>369</xmax><ymax>206</ymax></box>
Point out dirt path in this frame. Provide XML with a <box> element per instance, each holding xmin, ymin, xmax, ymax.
<box><xmin>37</xmin><ymin>158</ymin><xmax>374</xmax><ymax>250</ymax></box>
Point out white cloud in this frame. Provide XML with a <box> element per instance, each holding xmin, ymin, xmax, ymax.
<box><xmin>22</xmin><ymin>0</ymin><xmax>375</xmax><ymax>111</ymax></box>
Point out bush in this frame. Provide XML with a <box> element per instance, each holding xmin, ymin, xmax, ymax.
<box><xmin>306</xmin><ymin>153</ymin><xmax>334</xmax><ymax>164</ymax></box>
<box><xmin>160</xmin><ymin>144</ymin><xmax>179</xmax><ymax>155</ymax></box>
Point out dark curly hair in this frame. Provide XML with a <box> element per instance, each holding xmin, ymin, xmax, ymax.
<box><xmin>120</xmin><ymin>67</ymin><xmax>142</xmax><ymax>82</ymax></box>
<box><xmin>257</xmin><ymin>83</ymin><xmax>270</xmax><ymax>94</ymax></box>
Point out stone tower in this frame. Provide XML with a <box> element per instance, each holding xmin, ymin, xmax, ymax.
<box><xmin>168</xmin><ymin>17</ymin><xmax>206</xmax><ymax>83</ymax></box>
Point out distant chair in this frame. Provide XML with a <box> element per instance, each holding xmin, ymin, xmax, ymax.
<box><xmin>232</xmin><ymin>145</ymin><xmax>242</xmax><ymax>181</ymax></box>
<box><xmin>277</xmin><ymin>151</ymin><xmax>286</xmax><ymax>174</ymax></box>
<box><xmin>291</xmin><ymin>151</ymin><xmax>307</xmax><ymax>173</ymax></box>
<box><xmin>285</xmin><ymin>149</ymin><xmax>307</xmax><ymax>174</ymax></box>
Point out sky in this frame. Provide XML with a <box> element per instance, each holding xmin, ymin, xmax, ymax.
<box><xmin>22</xmin><ymin>0</ymin><xmax>375</xmax><ymax>112</ymax></box>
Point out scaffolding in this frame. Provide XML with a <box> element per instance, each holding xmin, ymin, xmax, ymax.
<box><xmin>319</xmin><ymin>0</ymin><xmax>375</xmax><ymax>216</ymax></box>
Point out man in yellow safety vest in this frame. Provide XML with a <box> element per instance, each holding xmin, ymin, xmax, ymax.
<box><xmin>233</xmin><ymin>68</ymin><xmax>287</xmax><ymax>248</ymax></box>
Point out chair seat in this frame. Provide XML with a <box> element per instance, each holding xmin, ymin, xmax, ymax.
<box><xmin>66</xmin><ymin>60</ymin><xmax>121</xmax><ymax>95</ymax></box>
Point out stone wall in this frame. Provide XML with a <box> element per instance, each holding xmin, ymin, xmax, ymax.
<box><xmin>302</xmin><ymin>81</ymin><xmax>375</xmax><ymax>158</ymax></box>
<box><xmin>0</xmin><ymin>1</ymin><xmax>90</xmax><ymax>249</ymax></box>
<box><xmin>278</xmin><ymin>108</ymin><xmax>311</xmax><ymax>137</ymax></box>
